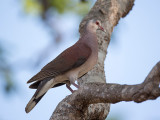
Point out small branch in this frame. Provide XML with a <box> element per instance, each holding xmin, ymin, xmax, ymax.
<box><xmin>50</xmin><ymin>62</ymin><xmax>160</xmax><ymax>119</ymax></box>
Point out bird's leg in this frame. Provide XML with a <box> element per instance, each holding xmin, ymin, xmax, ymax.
<box><xmin>66</xmin><ymin>84</ymin><xmax>74</xmax><ymax>93</ymax></box>
<box><xmin>66</xmin><ymin>77</ymin><xmax>79</xmax><ymax>93</ymax></box>
<box><xmin>71</xmin><ymin>82</ymin><xmax>79</xmax><ymax>89</ymax></box>
<box><xmin>66</xmin><ymin>76</ymin><xmax>80</xmax><ymax>93</ymax></box>
<box><xmin>66</xmin><ymin>81</ymin><xmax>76</xmax><ymax>93</ymax></box>
<box><xmin>69</xmin><ymin>76</ymin><xmax>79</xmax><ymax>89</ymax></box>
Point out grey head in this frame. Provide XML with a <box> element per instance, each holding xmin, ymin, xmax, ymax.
<box><xmin>86</xmin><ymin>19</ymin><xmax>104</xmax><ymax>33</ymax></box>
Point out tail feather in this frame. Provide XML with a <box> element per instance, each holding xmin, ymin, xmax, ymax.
<box><xmin>25</xmin><ymin>93</ymin><xmax>46</xmax><ymax>113</ymax></box>
<box><xmin>25</xmin><ymin>78</ymin><xmax>54</xmax><ymax>113</ymax></box>
<box><xmin>29</xmin><ymin>81</ymin><xmax>41</xmax><ymax>89</ymax></box>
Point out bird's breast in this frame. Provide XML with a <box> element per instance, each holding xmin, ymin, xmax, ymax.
<box><xmin>65</xmin><ymin>52</ymin><xmax>98</xmax><ymax>82</ymax></box>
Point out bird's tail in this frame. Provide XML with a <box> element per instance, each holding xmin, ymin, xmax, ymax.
<box><xmin>25</xmin><ymin>78</ymin><xmax>54</xmax><ymax>113</ymax></box>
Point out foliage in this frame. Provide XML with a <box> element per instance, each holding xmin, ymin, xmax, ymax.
<box><xmin>23</xmin><ymin>0</ymin><xmax>91</xmax><ymax>16</ymax></box>
<box><xmin>23</xmin><ymin>0</ymin><xmax>42</xmax><ymax>15</ymax></box>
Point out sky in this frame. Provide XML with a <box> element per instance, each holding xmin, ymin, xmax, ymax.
<box><xmin>0</xmin><ymin>0</ymin><xmax>160</xmax><ymax>120</ymax></box>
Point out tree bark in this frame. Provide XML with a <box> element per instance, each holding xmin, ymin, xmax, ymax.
<box><xmin>50</xmin><ymin>0</ymin><xmax>159</xmax><ymax>119</ymax></box>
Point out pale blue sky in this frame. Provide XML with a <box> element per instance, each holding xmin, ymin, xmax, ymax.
<box><xmin>0</xmin><ymin>0</ymin><xmax>160</xmax><ymax>120</ymax></box>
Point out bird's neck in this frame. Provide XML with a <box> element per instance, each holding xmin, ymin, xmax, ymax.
<box><xmin>80</xmin><ymin>31</ymin><xmax>98</xmax><ymax>52</ymax></box>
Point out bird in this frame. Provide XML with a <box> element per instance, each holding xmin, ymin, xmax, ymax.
<box><xmin>25</xmin><ymin>19</ymin><xmax>105</xmax><ymax>113</ymax></box>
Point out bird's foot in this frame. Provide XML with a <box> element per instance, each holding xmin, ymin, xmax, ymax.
<box><xmin>66</xmin><ymin>84</ymin><xmax>74</xmax><ymax>93</ymax></box>
<box><xmin>66</xmin><ymin>83</ymin><xmax>79</xmax><ymax>93</ymax></box>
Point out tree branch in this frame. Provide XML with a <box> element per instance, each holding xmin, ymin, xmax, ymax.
<box><xmin>50</xmin><ymin>0</ymin><xmax>138</xmax><ymax>119</ymax></box>
<box><xmin>50</xmin><ymin>61</ymin><xmax>160</xmax><ymax>120</ymax></box>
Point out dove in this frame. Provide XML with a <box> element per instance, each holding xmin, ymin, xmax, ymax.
<box><xmin>25</xmin><ymin>19</ymin><xmax>104</xmax><ymax>113</ymax></box>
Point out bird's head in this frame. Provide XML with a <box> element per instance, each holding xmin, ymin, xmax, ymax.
<box><xmin>86</xmin><ymin>19</ymin><xmax>105</xmax><ymax>33</ymax></box>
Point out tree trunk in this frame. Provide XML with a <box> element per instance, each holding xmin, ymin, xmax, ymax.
<box><xmin>50</xmin><ymin>0</ymin><xmax>160</xmax><ymax>119</ymax></box>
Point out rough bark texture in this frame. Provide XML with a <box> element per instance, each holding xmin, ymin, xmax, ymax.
<box><xmin>50</xmin><ymin>60</ymin><xmax>160</xmax><ymax>120</ymax></box>
<box><xmin>49</xmin><ymin>0</ymin><xmax>159</xmax><ymax>119</ymax></box>
<box><xmin>50</xmin><ymin>61</ymin><xmax>160</xmax><ymax>120</ymax></box>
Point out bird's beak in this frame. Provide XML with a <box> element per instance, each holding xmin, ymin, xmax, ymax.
<box><xmin>98</xmin><ymin>25</ymin><xmax>105</xmax><ymax>32</ymax></box>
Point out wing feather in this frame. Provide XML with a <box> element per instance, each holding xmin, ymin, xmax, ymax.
<box><xmin>27</xmin><ymin>42</ymin><xmax>91</xmax><ymax>83</ymax></box>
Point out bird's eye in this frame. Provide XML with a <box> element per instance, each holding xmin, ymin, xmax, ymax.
<box><xmin>96</xmin><ymin>21</ymin><xmax>99</xmax><ymax>25</ymax></box>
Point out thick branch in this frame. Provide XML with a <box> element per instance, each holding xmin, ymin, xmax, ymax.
<box><xmin>50</xmin><ymin>62</ymin><xmax>160</xmax><ymax>120</ymax></box>
<box><xmin>72</xmin><ymin>61</ymin><xmax>160</xmax><ymax>105</ymax></box>
<box><xmin>50</xmin><ymin>0</ymin><xmax>136</xmax><ymax>119</ymax></box>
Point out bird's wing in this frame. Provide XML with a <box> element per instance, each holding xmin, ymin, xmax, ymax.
<box><xmin>27</xmin><ymin>42</ymin><xmax>91</xmax><ymax>83</ymax></box>
<box><xmin>29</xmin><ymin>80</ymin><xmax>66</xmax><ymax>89</ymax></box>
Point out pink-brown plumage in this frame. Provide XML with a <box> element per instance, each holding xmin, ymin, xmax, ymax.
<box><xmin>25</xmin><ymin>19</ymin><xmax>104</xmax><ymax>113</ymax></box>
<box><xmin>28</xmin><ymin>42</ymin><xmax>91</xmax><ymax>84</ymax></box>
